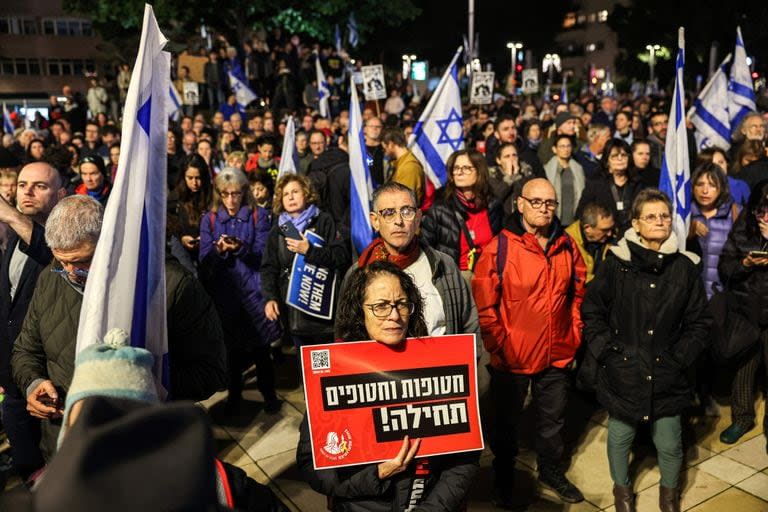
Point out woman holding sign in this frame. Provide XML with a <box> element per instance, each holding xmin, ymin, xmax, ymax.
<box><xmin>261</xmin><ymin>174</ymin><xmax>350</xmax><ymax>349</ymax></box>
<box><xmin>199</xmin><ymin>167</ymin><xmax>281</xmax><ymax>413</ymax></box>
<box><xmin>296</xmin><ymin>261</ymin><xmax>479</xmax><ymax>511</ymax></box>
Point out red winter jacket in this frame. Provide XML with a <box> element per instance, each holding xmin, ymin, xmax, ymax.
<box><xmin>471</xmin><ymin>215</ymin><xmax>586</xmax><ymax>375</ymax></box>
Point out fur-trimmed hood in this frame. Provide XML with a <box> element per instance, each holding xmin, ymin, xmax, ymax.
<box><xmin>610</xmin><ymin>229</ymin><xmax>700</xmax><ymax>265</ymax></box>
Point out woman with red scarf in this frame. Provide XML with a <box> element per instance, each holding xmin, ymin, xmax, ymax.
<box><xmin>421</xmin><ymin>149</ymin><xmax>503</xmax><ymax>281</ymax></box>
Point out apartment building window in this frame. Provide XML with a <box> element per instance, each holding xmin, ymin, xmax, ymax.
<box><xmin>46</xmin><ymin>58</ymin><xmax>96</xmax><ymax>76</ymax></box>
<box><xmin>41</xmin><ymin>18</ymin><xmax>93</xmax><ymax>36</ymax></box>
<box><xmin>0</xmin><ymin>58</ymin><xmax>43</xmax><ymax>75</ymax></box>
<box><xmin>0</xmin><ymin>17</ymin><xmax>38</xmax><ymax>35</ymax></box>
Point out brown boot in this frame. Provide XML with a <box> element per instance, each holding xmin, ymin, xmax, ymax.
<box><xmin>613</xmin><ymin>485</ymin><xmax>635</xmax><ymax>512</ymax></box>
<box><xmin>659</xmin><ymin>485</ymin><xmax>680</xmax><ymax>512</ymax></box>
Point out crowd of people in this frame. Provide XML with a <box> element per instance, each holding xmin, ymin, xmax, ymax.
<box><xmin>0</xmin><ymin>30</ymin><xmax>768</xmax><ymax>511</ymax></box>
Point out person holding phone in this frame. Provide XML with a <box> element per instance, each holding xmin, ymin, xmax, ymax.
<box><xmin>174</xmin><ymin>154</ymin><xmax>212</xmax><ymax>263</ymax></box>
<box><xmin>717</xmin><ymin>180</ymin><xmax>768</xmax><ymax>445</ymax></box>
<box><xmin>260</xmin><ymin>174</ymin><xmax>350</xmax><ymax>350</ymax></box>
<box><xmin>199</xmin><ymin>167</ymin><xmax>280</xmax><ymax>414</ymax></box>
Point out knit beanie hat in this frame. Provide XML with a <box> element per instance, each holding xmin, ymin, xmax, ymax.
<box><xmin>58</xmin><ymin>328</ymin><xmax>159</xmax><ymax>446</ymax></box>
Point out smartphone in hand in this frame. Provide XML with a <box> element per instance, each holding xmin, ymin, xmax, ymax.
<box><xmin>279</xmin><ymin>221</ymin><xmax>303</xmax><ymax>241</ymax></box>
<box><xmin>748</xmin><ymin>250</ymin><xmax>768</xmax><ymax>258</ymax></box>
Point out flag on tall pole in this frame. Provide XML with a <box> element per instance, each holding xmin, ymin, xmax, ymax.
<box><xmin>315</xmin><ymin>54</ymin><xmax>330</xmax><ymax>118</ymax></box>
<box><xmin>168</xmin><ymin>85</ymin><xmax>182</xmax><ymax>121</ymax></box>
<box><xmin>76</xmin><ymin>4</ymin><xmax>170</xmax><ymax>396</ymax></box>
<box><xmin>277</xmin><ymin>115</ymin><xmax>300</xmax><ymax>180</ymax></box>
<box><xmin>409</xmin><ymin>47</ymin><xmax>464</xmax><ymax>187</ymax></box>
<box><xmin>228</xmin><ymin>68</ymin><xmax>257</xmax><ymax>111</ymax></box>
<box><xmin>348</xmin><ymin>78</ymin><xmax>373</xmax><ymax>254</ymax></box>
<box><xmin>728</xmin><ymin>26</ymin><xmax>756</xmax><ymax>133</ymax></box>
<box><xmin>689</xmin><ymin>54</ymin><xmax>732</xmax><ymax>151</ymax></box>
<box><xmin>560</xmin><ymin>78</ymin><xmax>568</xmax><ymax>104</ymax></box>
<box><xmin>2</xmin><ymin>103</ymin><xmax>13</xmax><ymax>135</ymax></box>
<box><xmin>347</xmin><ymin>13</ymin><xmax>359</xmax><ymax>48</ymax></box>
<box><xmin>659</xmin><ymin>27</ymin><xmax>691</xmax><ymax>252</ymax></box>
<box><xmin>334</xmin><ymin>24</ymin><xmax>342</xmax><ymax>53</ymax></box>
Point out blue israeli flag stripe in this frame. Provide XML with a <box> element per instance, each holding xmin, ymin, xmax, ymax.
<box><xmin>228</xmin><ymin>70</ymin><xmax>257</xmax><ymax>109</ymax></box>
<box><xmin>409</xmin><ymin>47</ymin><xmax>465</xmax><ymax>188</ymax></box>
<box><xmin>690</xmin><ymin>54</ymin><xmax>732</xmax><ymax>150</ymax></box>
<box><xmin>348</xmin><ymin>13</ymin><xmax>359</xmax><ymax>48</ymax></box>
<box><xmin>348</xmin><ymin>78</ymin><xmax>373</xmax><ymax>254</ymax></box>
<box><xmin>316</xmin><ymin>56</ymin><xmax>330</xmax><ymax>118</ymax></box>
<box><xmin>659</xmin><ymin>28</ymin><xmax>691</xmax><ymax>252</ymax></box>
<box><xmin>2</xmin><ymin>103</ymin><xmax>13</xmax><ymax>134</ymax></box>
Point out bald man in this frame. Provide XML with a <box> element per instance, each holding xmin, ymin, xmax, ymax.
<box><xmin>0</xmin><ymin>161</ymin><xmax>67</xmax><ymax>479</ymax></box>
<box><xmin>472</xmin><ymin>178</ymin><xmax>587</xmax><ymax>506</ymax></box>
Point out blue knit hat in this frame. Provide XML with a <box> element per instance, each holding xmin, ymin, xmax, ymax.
<box><xmin>58</xmin><ymin>328</ymin><xmax>159</xmax><ymax>446</ymax></box>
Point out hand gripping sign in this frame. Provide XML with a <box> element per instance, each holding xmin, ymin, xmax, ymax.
<box><xmin>301</xmin><ymin>334</ymin><xmax>484</xmax><ymax>469</ymax></box>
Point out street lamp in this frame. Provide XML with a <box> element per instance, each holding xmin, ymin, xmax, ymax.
<box><xmin>645</xmin><ymin>44</ymin><xmax>661</xmax><ymax>85</ymax></box>
<box><xmin>506</xmin><ymin>42</ymin><xmax>523</xmax><ymax>96</ymax></box>
<box><xmin>402</xmin><ymin>54</ymin><xmax>417</xmax><ymax>80</ymax></box>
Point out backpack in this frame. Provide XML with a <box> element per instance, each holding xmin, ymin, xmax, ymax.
<box><xmin>307</xmin><ymin>161</ymin><xmax>346</xmax><ymax>212</ymax></box>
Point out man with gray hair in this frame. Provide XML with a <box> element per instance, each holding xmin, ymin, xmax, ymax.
<box><xmin>575</xmin><ymin>123</ymin><xmax>611</xmax><ymax>179</ymax></box>
<box><xmin>0</xmin><ymin>161</ymin><xmax>67</xmax><ymax>479</ymax></box>
<box><xmin>12</xmin><ymin>195</ymin><xmax>227</xmax><ymax>460</ymax></box>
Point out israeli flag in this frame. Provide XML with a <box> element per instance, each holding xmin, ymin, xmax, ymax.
<box><xmin>560</xmin><ymin>79</ymin><xmax>568</xmax><ymax>104</ymax></box>
<box><xmin>277</xmin><ymin>115</ymin><xmax>300</xmax><ymax>179</ymax></box>
<box><xmin>76</xmin><ymin>4</ymin><xmax>170</xmax><ymax>397</ymax></box>
<box><xmin>168</xmin><ymin>84</ymin><xmax>182</xmax><ymax>120</ymax></box>
<box><xmin>228</xmin><ymin>69</ymin><xmax>257</xmax><ymax>110</ymax></box>
<box><xmin>728</xmin><ymin>26</ymin><xmax>756</xmax><ymax>133</ymax></box>
<box><xmin>2</xmin><ymin>103</ymin><xmax>13</xmax><ymax>135</ymax></box>
<box><xmin>348</xmin><ymin>78</ymin><xmax>373</xmax><ymax>254</ymax></box>
<box><xmin>690</xmin><ymin>54</ymin><xmax>732</xmax><ymax>151</ymax></box>
<box><xmin>409</xmin><ymin>47</ymin><xmax>464</xmax><ymax>187</ymax></box>
<box><xmin>334</xmin><ymin>24</ymin><xmax>342</xmax><ymax>53</ymax></box>
<box><xmin>316</xmin><ymin>55</ymin><xmax>330</xmax><ymax>118</ymax></box>
<box><xmin>348</xmin><ymin>13</ymin><xmax>359</xmax><ymax>48</ymax></box>
<box><xmin>659</xmin><ymin>28</ymin><xmax>691</xmax><ymax>252</ymax></box>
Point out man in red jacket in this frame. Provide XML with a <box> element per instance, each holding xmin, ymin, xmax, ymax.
<box><xmin>472</xmin><ymin>178</ymin><xmax>587</xmax><ymax>507</ymax></box>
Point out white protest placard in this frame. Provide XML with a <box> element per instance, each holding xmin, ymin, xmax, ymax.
<box><xmin>470</xmin><ymin>71</ymin><xmax>494</xmax><ymax>104</ymax></box>
<box><xmin>182</xmin><ymin>81</ymin><xmax>199</xmax><ymax>105</ymax></box>
<box><xmin>361</xmin><ymin>65</ymin><xmax>387</xmax><ymax>100</ymax></box>
<box><xmin>522</xmin><ymin>69</ymin><xmax>539</xmax><ymax>95</ymax></box>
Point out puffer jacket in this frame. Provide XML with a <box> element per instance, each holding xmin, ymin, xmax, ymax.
<box><xmin>296</xmin><ymin>415</ymin><xmax>479</xmax><ymax>512</ymax></box>
<box><xmin>199</xmin><ymin>205</ymin><xmax>280</xmax><ymax>346</ymax></box>
<box><xmin>12</xmin><ymin>259</ymin><xmax>228</xmax><ymax>459</ymax></box>
<box><xmin>260</xmin><ymin>210</ymin><xmax>350</xmax><ymax>336</ymax></box>
<box><xmin>421</xmin><ymin>191</ymin><xmax>503</xmax><ymax>264</ymax></box>
<box><xmin>718</xmin><ymin>211</ymin><xmax>768</xmax><ymax>326</ymax></box>
<box><xmin>487</xmin><ymin>162</ymin><xmax>536</xmax><ymax>220</ymax></box>
<box><xmin>582</xmin><ymin>230</ymin><xmax>712</xmax><ymax>423</ymax></box>
<box><xmin>471</xmin><ymin>213</ymin><xmax>587</xmax><ymax>375</ymax></box>
<box><xmin>689</xmin><ymin>200</ymin><xmax>738</xmax><ymax>299</ymax></box>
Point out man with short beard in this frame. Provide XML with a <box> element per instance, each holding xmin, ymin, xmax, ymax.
<box><xmin>0</xmin><ymin>161</ymin><xmax>67</xmax><ymax>480</ymax></box>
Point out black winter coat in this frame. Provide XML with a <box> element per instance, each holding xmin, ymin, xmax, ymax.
<box><xmin>260</xmin><ymin>211</ymin><xmax>350</xmax><ymax>337</ymax></box>
<box><xmin>421</xmin><ymin>191</ymin><xmax>503</xmax><ymax>264</ymax></box>
<box><xmin>582</xmin><ymin>232</ymin><xmax>712</xmax><ymax>423</ymax></box>
<box><xmin>718</xmin><ymin>212</ymin><xmax>768</xmax><ymax>326</ymax></box>
<box><xmin>576</xmin><ymin>174</ymin><xmax>643</xmax><ymax>234</ymax></box>
<box><xmin>296</xmin><ymin>415</ymin><xmax>479</xmax><ymax>512</ymax></box>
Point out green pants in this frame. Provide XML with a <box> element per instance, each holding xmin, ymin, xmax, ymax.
<box><xmin>607</xmin><ymin>415</ymin><xmax>682</xmax><ymax>488</ymax></box>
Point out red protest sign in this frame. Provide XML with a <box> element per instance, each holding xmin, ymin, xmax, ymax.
<box><xmin>301</xmin><ymin>334</ymin><xmax>484</xmax><ymax>470</ymax></box>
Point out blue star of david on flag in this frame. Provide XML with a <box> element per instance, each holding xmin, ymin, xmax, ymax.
<box><xmin>435</xmin><ymin>108</ymin><xmax>464</xmax><ymax>151</ymax></box>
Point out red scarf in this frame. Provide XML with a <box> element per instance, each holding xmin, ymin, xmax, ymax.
<box><xmin>357</xmin><ymin>237</ymin><xmax>421</xmax><ymax>269</ymax></box>
<box><xmin>456</xmin><ymin>190</ymin><xmax>482</xmax><ymax>212</ymax></box>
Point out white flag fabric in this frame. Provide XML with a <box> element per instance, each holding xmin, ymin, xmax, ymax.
<box><xmin>728</xmin><ymin>26</ymin><xmax>756</xmax><ymax>133</ymax></box>
<box><xmin>76</xmin><ymin>4</ymin><xmax>170</xmax><ymax>396</ymax></box>
<box><xmin>277</xmin><ymin>115</ymin><xmax>299</xmax><ymax>180</ymax></box>
<box><xmin>228</xmin><ymin>70</ymin><xmax>257</xmax><ymax>110</ymax></box>
<box><xmin>690</xmin><ymin>54</ymin><xmax>732</xmax><ymax>151</ymax></box>
<box><xmin>659</xmin><ymin>28</ymin><xmax>691</xmax><ymax>252</ymax></box>
<box><xmin>348</xmin><ymin>79</ymin><xmax>373</xmax><ymax>254</ymax></box>
<box><xmin>316</xmin><ymin>55</ymin><xmax>330</xmax><ymax>118</ymax></box>
<box><xmin>409</xmin><ymin>47</ymin><xmax>464</xmax><ymax>187</ymax></box>
<box><xmin>2</xmin><ymin>103</ymin><xmax>13</xmax><ymax>135</ymax></box>
<box><xmin>347</xmin><ymin>13</ymin><xmax>359</xmax><ymax>48</ymax></box>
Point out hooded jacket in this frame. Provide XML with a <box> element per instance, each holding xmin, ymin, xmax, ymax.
<box><xmin>582</xmin><ymin>230</ymin><xmax>712</xmax><ymax>423</ymax></box>
<box><xmin>471</xmin><ymin>213</ymin><xmax>586</xmax><ymax>375</ymax></box>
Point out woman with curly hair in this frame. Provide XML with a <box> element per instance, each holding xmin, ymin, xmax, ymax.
<box><xmin>296</xmin><ymin>261</ymin><xmax>479</xmax><ymax>511</ymax></box>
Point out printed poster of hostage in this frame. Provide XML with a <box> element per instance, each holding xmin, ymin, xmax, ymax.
<box><xmin>301</xmin><ymin>334</ymin><xmax>484</xmax><ymax>470</ymax></box>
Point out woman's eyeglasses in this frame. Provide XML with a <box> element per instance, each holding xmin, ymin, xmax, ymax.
<box><xmin>452</xmin><ymin>165</ymin><xmax>476</xmax><ymax>175</ymax></box>
<box><xmin>638</xmin><ymin>213</ymin><xmax>673</xmax><ymax>223</ymax></box>
<box><xmin>365</xmin><ymin>300</ymin><xmax>415</xmax><ymax>318</ymax></box>
<box><xmin>219</xmin><ymin>191</ymin><xmax>243</xmax><ymax>198</ymax></box>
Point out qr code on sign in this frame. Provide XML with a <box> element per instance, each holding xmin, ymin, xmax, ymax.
<box><xmin>310</xmin><ymin>349</ymin><xmax>331</xmax><ymax>370</ymax></box>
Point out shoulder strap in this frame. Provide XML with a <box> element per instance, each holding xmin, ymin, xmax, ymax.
<box><xmin>496</xmin><ymin>231</ymin><xmax>508</xmax><ymax>289</ymax></box>
<box><xmin>453</xmin><ymin>210</ymin><xmax>476</xmax><ymax>249</ymax></box>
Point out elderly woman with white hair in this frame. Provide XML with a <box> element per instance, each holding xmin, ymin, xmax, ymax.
<box><xmin>198</xmin><ymin>167</ymin><xmax>281</xmax><ymax>413</ymax></box>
